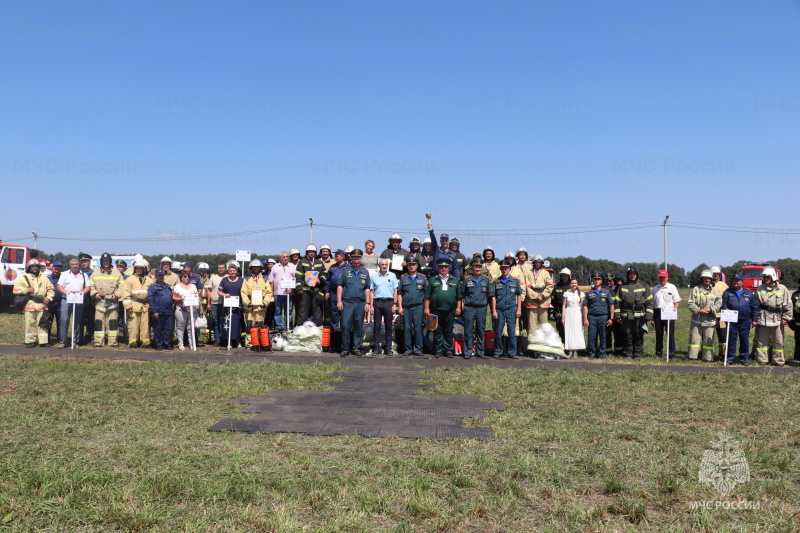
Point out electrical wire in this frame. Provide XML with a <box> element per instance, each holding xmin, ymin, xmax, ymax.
<box><xmin>670</xmin><ymin>224</ymin><xmax>800</xmax><ymax>235</ymax></box>
<box><xmin>35</xmin><ymin>224</ymin><xmax>308</xmax><ymax>242</ymax></box>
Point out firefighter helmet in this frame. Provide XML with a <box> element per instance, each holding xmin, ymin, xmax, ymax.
<box><xmin>710</xmin><ymin>265</ymin><xmax>722</xmax><ymax>274</ymax></box>
<box><xmin>197</xmin><ymin>262</ymin><xmax>210</xmax><ymax>271</ymax></box>
<box><xmin>700</xmin><ymin>269</ymin><xmax>713</xmax><ymax>279</ymax></box>
<box><xmin>306</xmin><ymin>243</ymin><xmax>317</xmax><ymax>252</ymax></box>
<box><xmin>289</xmin><ymin>248</ymin><xmax>300</xmax><ymax>256</ymax></box>
<box><xmin>559</xmin><ymin>267</ymin><xmax>571</xmax><ymax>277</ymax></box>
<box><xmin>320</xmin><ymin>244</ymin><xmax>331</xmax><ymax>252</ymax></box>
<box><xmin>389</xmin><ymin>233</ymin><xmax>402</xmax><ymax>242</ymax></box>
<box><xmin>26</xmin><ymin>259</ymin><xmax>40</xmax><ymax>271</ymax></box>
<box><xmin>531</xmin><ymin>254</ymin><xmax>544</xmax><ymax>262</ymax></box>
<box><xmin>762</xmin><ymin>266</ymin><xmax>777</xmax><ymax>281</ymax></box>
<box><xmin>249</xmin><ymin>259</ymin><xmax>263</xmax><ymax>269</ymax></box>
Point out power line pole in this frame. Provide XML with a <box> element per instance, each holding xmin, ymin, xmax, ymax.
<box><xmin>309</xmin><ymin>218</ymin><xmax>314</xmax><ymax>244</ymax></box>
<box><xmin>662</xmin><ymin>215</ymin><xmax>669</xmax><ymax>271</ymax></box>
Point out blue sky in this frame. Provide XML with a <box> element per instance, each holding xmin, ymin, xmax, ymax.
<box><xmin>3</xmin><ymin>1</ymin><xmax>798</xmax><ymax>270</ymax></box>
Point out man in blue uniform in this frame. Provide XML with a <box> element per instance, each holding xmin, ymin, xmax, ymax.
<box><xmin>427</xmin><ymin>221</ymin><xmax>461</xmax><ymax>279</ymax></box>
<box><xmin>397</xmin><ymin>255</ymin><xmax>428</xmax><ymax>356</ymax></box>
<box><xmin>582</xmin><ymin>271</ymin><xmax>615</xmax><ymax>359</ymax></box>
<box><xmin>490</xmin><ymin>260</ymin><xmax>523</xmax><ymax>359</ymax></box>
<box><xmin>147</xmin><ymin>269</ymin><xmax>174</xmax><ymax>351</ymax></box>
<box><xmin>424</xmin><ymin>258</ymin><xmax>463</xmax><ymax>357</ymax></box>
<box><xmin>336</xmin><ymin>249</ymin><xmax>372</xmax><ymax>357</ymax></box>
<box><xmin>325</xmin><ymin>249</ymin><xmax>347</xmax><ymax>352</ymax></box>
<box><xmin>721</xmin><ymin>273</ymin><xmax>759</xmax><ymax>365</ymax></box>
<box><xmin>461</xmin><ymin>257</ymin><xmax>490</xmax><ymax>359</ymax></box>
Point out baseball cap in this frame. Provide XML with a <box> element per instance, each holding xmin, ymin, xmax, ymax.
<box><xmin>658</xmin><ymin>270</ymin><xmax>669</xmax><ymax>277</ymax></box>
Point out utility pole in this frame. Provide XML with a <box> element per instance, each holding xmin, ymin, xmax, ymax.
<box><xmin>662</xmin><ymin>215</ymin><xmax>669</xmax><ymax>271</ymax></box>
<box><xmin>31</xmin><ymin>231</ymin><xmax>38</xmax><ymax>250</ymax></box>
<box><xmin>309</xmin><ymin>218</ymin><xmax>314</xmax><ymax>245</ymax></box>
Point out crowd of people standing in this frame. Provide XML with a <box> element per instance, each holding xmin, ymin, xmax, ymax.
<box><xmin>11</xmin><ymin>224</ymin><xmax>799</xmax><ymax>366</ymax></box>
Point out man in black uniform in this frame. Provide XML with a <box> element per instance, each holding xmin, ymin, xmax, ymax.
<box><xmin>613</xmin><ymin>265</ymin><xmax>653</xmax><ymax>358</ymax></box>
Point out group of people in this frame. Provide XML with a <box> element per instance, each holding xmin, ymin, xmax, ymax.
<box><xmin>11</xmin><ymin>225</ymin><xmax>799</xmax><ymax>365</ymax></box>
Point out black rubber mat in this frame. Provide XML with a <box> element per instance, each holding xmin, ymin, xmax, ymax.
<box><xmin>208</xmin><ymin>366</ymin><xmax>504</xmax><ymax>440</ymax></box>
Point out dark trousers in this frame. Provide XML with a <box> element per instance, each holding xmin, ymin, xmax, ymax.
<box><xmin>587</xmin><ymin>315</ymin><xmax>608</xmax><ymax>358</ymax></box>
<box><xmin>463</xmin><ymin>305</ymin><xmax>487</xmax><ymax>355</ymax></box>
<box><xmin>433</xmin><ymin>307</ymin><xmax>455</xmax><ymax>354</ymax></box>
<box><xmin>298</xmin><ymin>291</ymin><xmax>324</xmax><ymax>326</ymax></box>
<box><xmin>494</xmin><ymin>308</ymin><xmax>517</xmax><ymax>356</ymax></box>
<box><xmin>654</xmin><ymin>315</ymin><xmax>676</xmax><ymax>357</ymax></box>
<box><xmin>58</xmin><ymin>300</ymin><xmax>84</xmax><ymax>345</ymax></box>
<box><xmin>726</xmin><ymin>321</ymin><xmax>752</xmax><ymax>363</ymax></box>
<box><xmin>341</xmin><ymin>300</ymin><xmax>366</xmax><ymax>352</ymax></box>
<box><xmin>403</xmin><ymin>305</ymin><xmax>423</xmax><ymax>354</ymax></box>
<box><xmin>329</xmin><ymin>294</ymin><xmax>341</xmax><ymax>330</ymax></box>
<box><xmin>372</xmin><ymin>299</ymin><xmax>393</xmax><ymax>352</ymax></box>
<box><xmin>153</xmin><ymin>314</ymin><xmax>174</xmax><ymax>348</ymax></box>
<box><xmin>82</xmin><ymin>296</ymin><xmax>94</xmax><ymax>345</ymax></box>
<box><xmin>622</xmin><ymin>317</ymin><xmax>646</xmax><ymax>357</ymax></box>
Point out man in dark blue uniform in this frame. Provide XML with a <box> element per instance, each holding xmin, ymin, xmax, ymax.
<box><xmin>427</xmin><ymin>221</ymin><xmax>461</xmax><ymax>279</ymax></box>
<box><xmin>461</xmin><ymin>257</ymin><xmax>490</xmax><ymax>359</ymax></box>
<box><xmin>397</xmin><ymin>255</ymin><xmax>428</xmax><ymax>356</ymax></box>
<box><xmin>490</xmin><ymin>260</ymin><xmax>523</xmax><ymax>359</ymax></box>
<box><xmin>721</xmin><ymin>273</ymin><xmax>759</xmax><ymax>365</ymax></box>
<box><xmin>424</xmin><ymin>258</ymin><xmax>463</xmax><ymax>357</ymax></box>
<box><xmin>326</xmin><ymin>249</ymin><xmax>347</xmax><ymax>352</ymax></box>
<box><xmin>336</xmin><ymin>249</ymin><xmax>372</xmax><ymax>357</ymax></box>
<box><xmin>45</xmin><ymin>261</ymin><xmax>64</xmax><ymax>344</ymax></box>
<box><xmin>582</xmin><ymin>271</ymin><xmax>615</xmax><ymax>359</ymax></box>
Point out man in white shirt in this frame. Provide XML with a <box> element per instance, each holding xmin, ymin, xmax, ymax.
<box><xmin>268</xmin><ymin>251</ymin><xmax>297</xmax><ymax>329</ymax></box>
<box><xmin>55</xmin><ymin>258</ymin><xmax>91</xmax><ymax>348</ymax></box>
<box><xmin>652</xmin><ymin>269</ymin><xmax>681</xmax><ymax>358</ymax></box>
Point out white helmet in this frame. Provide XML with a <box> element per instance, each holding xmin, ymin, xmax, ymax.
<box><xmin>249</xmin><ymin>259</ymin><xmax>263</xmax><ymax>268</ymax></box>
<box><xmin>389</xmin><ymin>233</ymin><xmax>402</xmax><ymax>242</ymax></box>
<box><xmin>531</xmin><ymin>254</ymin><xmax>544</xmax><ymax>262</ymax></box>
<box><xmin>762</xmin><ymin>266</ymin><xmax>777</xmax><ymax>281</ymax></box>
<box><xmin>422</xmin><ymin>238</ymin><xmax>431</xmax><ymax>245</ymax></box>
<box><xmin>505</xmin><ymin>251</ymin><xmax>515</xmax><ymax>258</ymax></box>
<box><xmin>172</xmin><ymin>261</ymin><xmax>182</xmax><ymax>270</ymax></box>
<box><xmin>198</xmin><ymin>262</ymin><xmax>210</xmax><ymax>270</ymax></box>
<box><xmin>410</xmin><ymin>236</ymin><xmax>421</xmax><ymax>244</ymax></box>
<box><xmin>344</xmin><ymin>245</ymin><xmax>355</xmax><ymax>253</ymax></box>
<box><xmin>700</xmin><ymin>269</ymin><xmax>713</xmax><ymax>279</ymax></box>
<box><xmin>559</xmin><ymin>267</ymin><xmax>571</xmax><ymax>276</ymax></box>
<box><xmin>266</xmin><ymin>257</ymin><xmax>276</xmax><ymax>264</ymax></box>
<box><xmin>306</xmin><ymin>243</ymin><xmax>317</xmax><ymax>252</ymax></box>
<box><xmin>320</xmin><ymin>244</ymin><xmax>331</xmax><ymax>251</ymax></box>
<box><xmin>516</xmin><ymin>247</ymin><xmax>528</xmax><ymax>255</ymax></box>
<box><xmin>710</xmin><ymin>265</ymin><xmax>722</xmax><ymax>274</ymax></box>
<box><xmin>160</xmin><ymin>256</ymin><xmax>172</xmax><ymax>264</ymax></box>
<box><xmin>226</xmin><ymin>260</ymin><xmax>240</xmax><ymax>269</ymax></box>
<box><xmin>289</xmin><ymin>248</ymin><xmax>300</xmax><ymax>256</ymax></box>
<box><xmin>132</xmin><ymin>260</ymin><xmax>147</xmax><ymax>270</ymax></box>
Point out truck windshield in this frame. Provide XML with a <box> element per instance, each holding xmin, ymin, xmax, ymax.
<box><xmin>740</xmin><ymin>267</ymin><xmax>764</xmax><ymax>278</ymax></box>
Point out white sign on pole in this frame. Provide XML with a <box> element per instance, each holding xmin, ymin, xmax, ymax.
<box><xmin>279</xmin><ymin>278</ymin><xmax>296</xmax><ymax>290</ymax></box>
<box><xmin>236</xmin><ymin>250</ymin><xmax>252</xmax><ymax>262</ymax></box>
<box><xmin>183</xmin><ymin>294</ymin><xmax>200</xmax><ymax>307</ymax></box>
<box><xmin>660</xmin><ymin>307</ymin><xmax>678</xmax><ymax>320</ymax></box>
<box><xmin>720</xmin><ymin>310</ymin><xmax>739</xmax><ymax>323</ymax></box>
<box><xmin>66</xmin><ymin>293</ymin><xmax>84</xmax><ymax>305</ymax></box>
<box><xmin>224</xmin><ymin>296</ymin><xmax>240</xmax><ymax>307</ymax></box>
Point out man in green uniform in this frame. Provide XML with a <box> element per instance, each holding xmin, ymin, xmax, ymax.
<box><xmin>490</xmin><ymin>259</ymin><xmax>523</xmax><ymax>359</ymax></box>
<box><xmin>424</xmin><ymin>258</ymin><xmax>462</xmax><ymax>358</ymax></box>
<box><xmin>336</xmin><ymin>249</ymin><xmax>372</xmax><ymax>357</ymax></box>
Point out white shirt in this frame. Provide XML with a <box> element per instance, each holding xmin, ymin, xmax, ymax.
<box><xmin>208</xmin><ymin>274</ymin><xmax>224</xmax><ymax>304</ymax></box>
<box><xmin>57</xmin><ymin>270</ymin><xmax>90</xmax><ymax>293</ymax></box>
<box><xmin>653</xmin><ymin>282</ymin><xmax>681</xmax><ymax>309</ymax></box>
<box><xmin>174</xmin><ymin>284</ymin><xmax>198</xmax><ymax>308</ymax></box>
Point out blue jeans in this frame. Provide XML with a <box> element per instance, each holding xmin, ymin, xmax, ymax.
<box><xmin>58</xmin><ymin>300</ymin><xmax>84</xmax><ymax>345</ymax></box>
<box><xmin>274</xmin><ymin>294</ymin><xmax>293</xmax><ymax>329</ymax></box>
<box><xmin>210</xmin><ymin>303</ymin><xmax>223</xmax><ymax>344</ymax></box>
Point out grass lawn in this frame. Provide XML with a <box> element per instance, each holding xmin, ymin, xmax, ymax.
<box><xmin>1</xmin><ymin>354</ymin><xmax>799</xmax><ymax>532</ymax></box>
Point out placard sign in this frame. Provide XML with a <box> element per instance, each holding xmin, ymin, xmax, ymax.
<box><xmin>223</xmin><ymin>296</ymin><xmax>240</xmax><ymax>308</ymax></box>
<box><xmin>391</xmin><ymin>254</ymin><xmax>404</xmax><ymax>271</ymax></box>
<box><xmin>720</xmin><ymin>309</ymin><xmax>739</xmax><ymax>323</ymax></box>
<box><xmin>279</xmin><ymin>278</ymin><xmax>296</xmax><ymax>290</ymax></box>
<box><xmin>66</xmin><ymin>293</ymin><xmax>84</xmax><ymax>305</ymax></box>
<box><xmin>660</xmin><ymin>307</ymin><xmax>678</xmax><ymax>320</ymax></box>
<box><xmin>235</xmin><ymin>250</ymin><xmax>252</xmax><ymax>262</ymax></box>
<box><xmin>183</xmin><ymin>294</ymin><xmax>200</xmax><ymax>307</ymax></box>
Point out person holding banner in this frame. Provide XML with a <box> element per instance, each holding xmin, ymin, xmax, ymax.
<box><xmin>218</xmin><ymin>262</ymin><xmax>244</xmax><ymax>349</ymax></box>
<box><xmin>652</xmin><ymin>270</ymin><xmax>681</xmax><ymax>359</ymax></box>
<box><xmin>173</xmin><ymin>272</ymin><xmax>199</xmax><ymax>350</ymax></box>
<box><xmin>721</xmin><ymin>274</ymin><xmax>758</xmax><ymax>365</ymax></box>
<box><xmin>687</xmin><ymin>269</ymin><xmax>722</xmax><ymax>362</ymax></box>
<box><xmin>148</xmin><ymin>269</ymin><xmax>174</xmax><ymax>351</ymax></box>
<box><xmin>55</xmin><ymin>258</ymin><xmax>91</xmax><ymax>348</ymax></box>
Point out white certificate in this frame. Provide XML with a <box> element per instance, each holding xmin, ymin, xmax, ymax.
<box><xmin>721</xmin><ymin>309</ymin><xmax>739</xmax><ymax>323</ymax></box>
<box><xmin>660</xmin><ymin>308</ymin><xmax>678</xmax><ymax>320</ymax></box>
<box><xmin>251</xmin><ymin>289</ymin><xmax>263</xmax><ymax>306</ymax></box>
<box><xmin>235</xmin><ymin>250</ymin><xmax>252</xmax><ymax>262</ymax></box>
<box><xmin>66</xmin><ymin>293</ymin><xmax>84</xmax><ymax>304</ymax></box>
<box><xmin>391</xmin><ymin>254</ymin><xmax>404</xmax><ymax>271</ymax></box>
<box><xmin>224</xmin><ymin>296</ymin><xmax>240</xmax><ymax>308</ymax></box>
<box><xmin>183</xmin><ymin>294</ymin><xmax>200</xmax><ymax>307</ymax></box>
<box><xmin>279</xmin><ymin>278</ymin><xmax>296</xmax><ymax>290</ymax></box>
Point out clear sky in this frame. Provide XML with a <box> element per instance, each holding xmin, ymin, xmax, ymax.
<box><xmin>3</xmin><ymin>1</ymin><xmax>798</xmax><ymax>270</ymax></box>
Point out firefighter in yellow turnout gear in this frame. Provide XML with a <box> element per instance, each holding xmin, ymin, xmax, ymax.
<box><xmin>524</xmin><ymin>254</ymin><xmax>553</xmax><ymax>333</ymax></box>
<box><xmin>90</xmin><ymin>252</ymin><xmax>124</xmax><ymax>347</ymax></box>
<box><xmin>121</xmin><ymin>260</ymin><xmax>154</xmax><ymax>347</ymax></box>
<box><xmin>687</xmin><ymin>270</ymin><xmax>722</xmax><ymax>362</ymax></box>
<box><xmin>13</xmin><ymin>259</ymin><xmax>55</xmax><ymax>346</ymax></box>
<box><xmin>241</xmin><ymin>259</ymin><xmax>273</xmax><ymax>351</ymax></box>
<box><xmin>753</xmin><ymin>266</ymin><xmax>793</xmax><ymax>366</ymax></box>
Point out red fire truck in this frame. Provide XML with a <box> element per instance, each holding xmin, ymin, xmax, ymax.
<box><xmin>739</xmin><ymin>262</ymin><xmax>782</xmax><ymax>292</ymax></box>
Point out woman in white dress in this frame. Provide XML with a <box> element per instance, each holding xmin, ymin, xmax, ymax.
<box><xmin>561</xmin><ymin>278</ymin><xmax>585</xmax><ymax>357</ymax></box>
<box><xmin>173</xmin><ymin>272</ymin><xmax>199</xmax><ymax>350</ymax></box>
